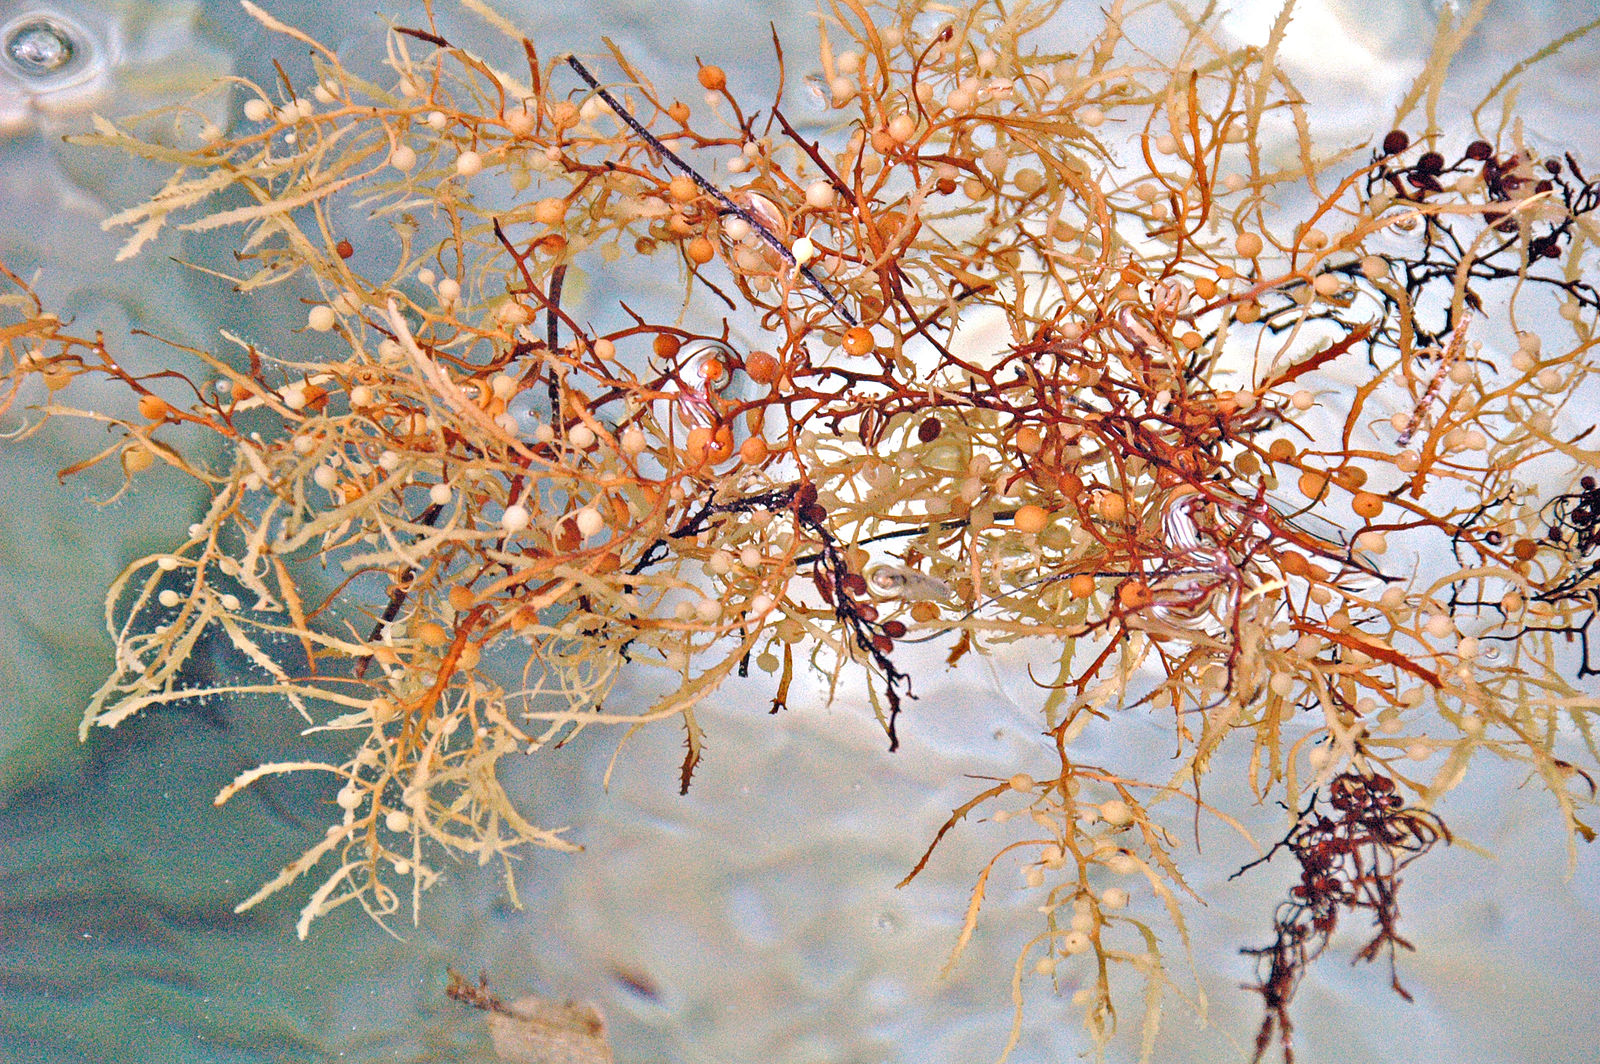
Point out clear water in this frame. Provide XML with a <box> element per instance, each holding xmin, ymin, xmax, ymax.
<box><xmin>2</xmin><ymin>2</ymin><xmax>1598</xmax><ymax>1062</ymax></box>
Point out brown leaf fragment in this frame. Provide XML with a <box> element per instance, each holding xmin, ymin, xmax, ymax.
<box><xmin>488</xmin><ymin>996</ymin><xmax>614</xmax><ymax>1064</ymax></box>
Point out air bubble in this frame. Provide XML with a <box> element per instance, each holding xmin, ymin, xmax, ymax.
<box><xmin>6</xmin><ymin>19</ymin><xmax>74</xmax><ymax>76</ymax></box>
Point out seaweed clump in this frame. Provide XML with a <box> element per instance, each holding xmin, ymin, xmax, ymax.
<box><xmin>1235</xmin><ymin>770</ymin><xmax>1449</xmax><ymax>1063</ymax></box>
<box><xmin>4</xmin><ymin>0</ymin><xmax>1600</xmax><ymax>1058</ymax></box>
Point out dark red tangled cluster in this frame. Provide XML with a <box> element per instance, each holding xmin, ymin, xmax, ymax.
<box><xmin>1238</xmin><ymin>771</ymin><xmax>1450</xmax><ymax>1063</ymax></box>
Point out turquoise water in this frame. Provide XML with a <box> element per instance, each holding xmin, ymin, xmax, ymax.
<box><xmin>3</xmin><ymin>2</ymin><xmax>1599</xmax><ymax>1062</ymax></box>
